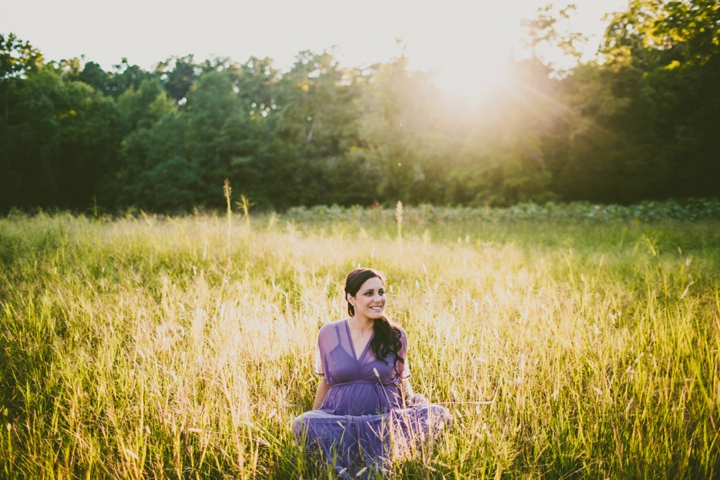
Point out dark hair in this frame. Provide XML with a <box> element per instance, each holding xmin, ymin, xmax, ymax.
<box><xmin>344</xmin><ymin>268</ymin><xmax>404</xmax><ymax>367</ymax></box>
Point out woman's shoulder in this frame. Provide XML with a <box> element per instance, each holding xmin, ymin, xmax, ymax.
<box><xmin>318</xmin><ymin>318</ymin><xmax>348</xmax><ymax>337</ymax></box>
<box><xmin>393</xmin><ymin>322</ymin><xmax>407</xmax><ymax>337</ymax></box>
<box><xmin>394</xmin><ymin>323</ymin><xmax>408</xmax><ymax>346</ymax></box>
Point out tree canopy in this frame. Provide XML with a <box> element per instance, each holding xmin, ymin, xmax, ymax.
<box><xmin>1</xmin><ymin>0</ymin><xmax>718</xmax><ymax>213</ymax></box>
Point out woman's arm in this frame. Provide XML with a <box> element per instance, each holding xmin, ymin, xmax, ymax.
<box><xmin>402</xmin><ymin>377</ymin><xmax>415</xmax><ymax>400</ymax></box>
<box><xmin>313</xmin><ymin>377</ymin><xmax>330</xmax><ymax>410</ymax></box>
<box><xmin>398</xmin><ymin>330</ymin><xmax>427</xmax><ymax>406</ymax></box>
<box><xmin>401</xmin><ymin>377</ymin><xmax>427</xmax><ymax>406</ymax></box>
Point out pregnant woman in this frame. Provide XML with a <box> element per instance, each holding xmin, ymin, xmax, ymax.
<box><xmin>293</xmin><ymin>268</ymin><xmax>450</xmax><ymax>478</ymax></box>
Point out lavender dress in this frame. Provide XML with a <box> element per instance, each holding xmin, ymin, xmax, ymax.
<box><xmin>293</xmin><ymin>319</ymin><xmax>450</xmax><ymax>478</ymax></box>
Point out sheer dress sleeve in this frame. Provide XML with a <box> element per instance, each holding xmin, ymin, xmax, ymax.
<box><xmin>314</xmin><ymin>343</ymin><xmax>324</xmax><ymax>376</ymax></box>
<box><xmin>398</xmin><ymin>328</ymin><xmax>412</xmax><ymax>380</ymax></box>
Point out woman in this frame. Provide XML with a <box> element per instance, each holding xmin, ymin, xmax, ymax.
<box><xmin>293</xmin><ymin>268</ymin><xmax>450</xmax><ymax>478</ymax></box>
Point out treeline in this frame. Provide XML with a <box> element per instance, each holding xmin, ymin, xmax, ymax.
<box><xmin>1</xmin><ymin>0</ymin><xmax>718</xmax><ymax>213</ymax></box>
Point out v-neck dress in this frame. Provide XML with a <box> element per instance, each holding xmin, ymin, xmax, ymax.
<box><xmin>293</xmin><ymin>319</ymin><xmax>450</xmax><ymax>479</ymax></box>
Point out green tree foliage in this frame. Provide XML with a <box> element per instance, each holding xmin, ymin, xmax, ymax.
<box><xmin>110</xmin><ymin>79</ymin><xmax>192</xmax><ymax>210</ymax></box>
<box><xmin>359</xmin><ymin>55</ymin><xmax>448</xmax><ymax>204</ymax></box>
<box><xmin>272</xmin><ymin>52</ymin><xmax>368</xmax><ymax>206</ymax></box>
<box><xmin>0</xmin><ymin>56</ymin><xmax>120</xmax><ymax>210</ymax></box>
<box><xmin>67</xmin><ymin>58</ymin><xmax>153</xmax><ymax>98</ymax></box>
<box><xmin>540</xmin><ymin>0</ymin><xmax>720</xmax><ymax>202</ymax></box>
<box><xmin>1</xmin><ymin>2</ymin><xmax>719</xmax><ymax>213</ymax></box>
<box><xmin>155</xmin><ymin>55</ymin><xmax>201</xmax><ymax>103</ymax></box>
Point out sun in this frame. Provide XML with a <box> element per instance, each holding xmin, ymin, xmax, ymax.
<box><xmin>397</xmin><ymin>2</ymin><xmax>522</xmax><ymax>101</ymax></box>
<box><xmin>430</xmin><ymin>53</ymin><xmax>513</xmax><ymax>101</ymax></box>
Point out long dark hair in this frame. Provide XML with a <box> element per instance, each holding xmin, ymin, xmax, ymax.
<box><xmin>344</xmin><ymin>268</ymin><xmax>404</xmax><ymax>367</ymax></box>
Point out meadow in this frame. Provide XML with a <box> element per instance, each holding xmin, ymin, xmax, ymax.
<box><xmin>1</xmin><ymin>205</ymin><xmax>719</xmax><ymax>478</ymax></box>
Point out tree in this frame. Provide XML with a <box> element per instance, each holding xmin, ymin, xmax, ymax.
<box><xmin>581</xmin><ymin>0</ymin><xmax>720</xmax><ymax>200</ymax></box>
<box><xmin>357</xmin><ymin>55</ymin><xmax>451</xmax><ymax>205</ymax></box>
<box><xmin>0</xmin><ymin>61</ymin><xmax>121</xmax><ymax>210</ymax></box>
<box><xmin>184</xmin><ymin>69</ymin><xmax>243</xmax><ymax>206</ymax></box>
<box><xmin>110</xmin><ymin>79</ymin><xmax>183</xmax><ymax>209</ymax></box>
<box><xmin>0</xmin><ymin>33</ymin><xmax>44</xmax><ymax>209</ymax></box>
<box><xmin>273</xmin><ymin>51</ymin><xmax>368</xmax><ymax>206</ymax></box>
<box><xmin>70</xmin><ymin>58</ymin><xmax>153</xmax><ymax>98</ymax></box>
<box><xmin>155</xmin><ymin>55</ymin><xmax>202</xmax><ymax>103</ymax></box>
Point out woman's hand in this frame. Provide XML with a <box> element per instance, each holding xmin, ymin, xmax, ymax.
<box><xmin>401</xmin><ymin>377</ymin><xmax>428</xmax><ymax>406</ymax></box>
<box><xmin>407</xmin><ymin>392</ymin><xmax>428</xmax><ymax>406</ymax></box>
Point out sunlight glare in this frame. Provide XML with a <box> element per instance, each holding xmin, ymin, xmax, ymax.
<box><xmin>399</xmin><ymin>1</ymin><xmax>520</xmax><ymax>99</ymax></box>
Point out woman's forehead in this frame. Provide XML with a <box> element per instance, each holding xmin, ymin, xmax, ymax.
<box><xmin>359</xmin><ymin>277</ymin><xmax>384</xmax><ymax>290</ymax></box>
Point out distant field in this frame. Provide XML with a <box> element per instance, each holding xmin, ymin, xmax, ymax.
<box><xmin>1</xmin><ymin>209</ymin><xmax>719</xmax><ymax>478</ymax></box>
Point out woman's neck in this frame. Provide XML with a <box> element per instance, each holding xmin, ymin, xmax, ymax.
<box><xmin>348</xmin><ymin>315</ymin><xmax>374</xmax><ymax>334</ymax></box>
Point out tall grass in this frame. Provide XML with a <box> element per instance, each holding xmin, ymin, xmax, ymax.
<box><xmin>0</xmin><ymin>210</ymin><xmax>719</xmax><ymax>478</ymax></box>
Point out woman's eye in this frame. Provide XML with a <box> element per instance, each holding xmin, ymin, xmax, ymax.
<box><xmin>379</xmin><ymin>290</ymin><xmax>385</xmax><ymax>296</ymax></box>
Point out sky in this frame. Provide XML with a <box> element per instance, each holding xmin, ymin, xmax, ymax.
<box><xmin>3</xmin><ymin>0</ymin><xmax>629</xmax><ymax>95</ymax></box>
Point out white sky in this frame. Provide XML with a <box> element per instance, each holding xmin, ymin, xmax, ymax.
<box><xmin>3</xmin><ymin>0</ymin><xmax>628</xmax><ymax>94</ymax></box>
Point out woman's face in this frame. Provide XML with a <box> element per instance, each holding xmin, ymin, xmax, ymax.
<box><xmin>348</xmin><ymin>276</ymin><xmax>386</xmax><ymax>320</ymax></box>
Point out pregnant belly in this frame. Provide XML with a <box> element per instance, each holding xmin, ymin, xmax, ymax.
<box><xmin>322</xmin><ymin>382</ymin><xmax>402</xmax><ymax>416</ymax></box>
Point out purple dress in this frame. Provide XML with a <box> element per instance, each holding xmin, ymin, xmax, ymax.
<box><xmin>293</xmin><ymin>319</ymin><xmax>450</xmax><ymax>478</ymax></box>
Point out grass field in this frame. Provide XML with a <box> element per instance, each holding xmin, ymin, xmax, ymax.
<box><xmin>1</xmin><ymin>208</ymin><xmax>719</xmax><ymax>478</ymax></box>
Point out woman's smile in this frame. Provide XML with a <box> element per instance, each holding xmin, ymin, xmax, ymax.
<box><xmin>350</xmin><ymin>277</ymin><xmax>386</xmax><ymax>320</ymax></box>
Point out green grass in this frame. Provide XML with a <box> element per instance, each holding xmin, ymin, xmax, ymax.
<box><xmin>1</xmin><ymin>210</ymin><xmax>719</xmax><ymax>478</ymax></box>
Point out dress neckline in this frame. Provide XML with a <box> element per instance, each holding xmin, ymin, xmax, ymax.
<box><xmin>345</xmin><ymin>318</ymin><xmax>374</xmax><ymax>362</ymax></box>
